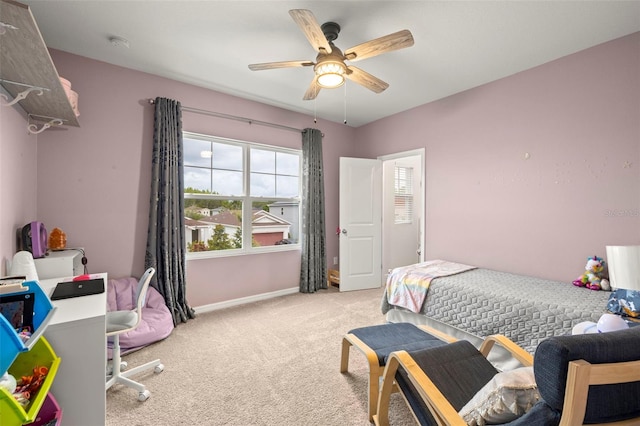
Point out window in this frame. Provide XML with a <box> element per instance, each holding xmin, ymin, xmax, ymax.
<box><xmin>394</xmin><ymin>166</ymin><xmax>413</xmax><ymax>224</ymax></box>
<box><xmin>183</xmin><ymin>132</ymin><xmax>301</xmax><ymax>256</ymax></box>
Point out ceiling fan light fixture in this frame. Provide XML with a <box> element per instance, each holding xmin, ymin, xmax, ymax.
<box><xmin>315</xmin><ymin>62</ymin><xmax>346</xmax><ymax>88</ymax></box>
<box><xmin>248</xmin><ymin>10</ymin><xmax>413</xmax><ymax>100</ymax></box>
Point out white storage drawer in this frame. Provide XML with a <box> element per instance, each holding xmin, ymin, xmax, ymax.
<box><xmin>34</xmin><ymin>250</ymin><xmax>84</xmax><ymax>279</ymax></box>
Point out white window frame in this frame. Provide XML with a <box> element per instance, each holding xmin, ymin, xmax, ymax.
<box><xmin>183</xmin><ymin>131</ymin><xmax>301</xmax><ymax>260</ymax></box>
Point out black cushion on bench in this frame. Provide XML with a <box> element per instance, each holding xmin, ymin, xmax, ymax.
<box><xmin>348</xmin><ymin>322</ymin><xmax>446</xmax><ymax>366</ymax></box>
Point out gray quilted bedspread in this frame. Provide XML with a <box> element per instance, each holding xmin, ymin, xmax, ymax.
<box><xmin>381</xmin><ymin>268</ymin><xmax>612</xmax><ymax>353</ymax></box>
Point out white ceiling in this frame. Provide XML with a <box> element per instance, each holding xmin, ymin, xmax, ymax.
<box><xmin>22</xmin><ymin>1</ymin><xmax>640</xmax><ymax>127</ymax></box>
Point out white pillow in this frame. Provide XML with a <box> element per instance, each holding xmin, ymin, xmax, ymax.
<box><xmin>458</xmin><ymin>366</ymin><xmax>540</xmax><ymax>426</ymax></box>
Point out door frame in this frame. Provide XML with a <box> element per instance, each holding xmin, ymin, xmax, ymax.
<box><xmin>378</xmin><ymin>148</ymin><xmax>425</xmax><ymax>280</ymax></box>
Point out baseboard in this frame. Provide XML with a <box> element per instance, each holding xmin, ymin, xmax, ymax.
<box><xmin>193</xmin><ymin>287</ymin><xmax>299</xmax><ymax>314</ymax></box>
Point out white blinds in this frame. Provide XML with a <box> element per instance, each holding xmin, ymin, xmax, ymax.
<box><xmin>394</xmin><ymin>166</ymin><xmax>413</xmax><ymax>224</ymax></box>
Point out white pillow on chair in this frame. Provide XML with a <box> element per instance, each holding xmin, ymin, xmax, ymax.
<box><xmin>458</xmin><ymin>366</ymin><xmax>540</xmax><ymax>426</ymax></box>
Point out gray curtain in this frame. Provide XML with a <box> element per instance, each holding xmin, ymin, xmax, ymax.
<box><xmin>145</xmin><ymin>97</ymin><xmax>195</xmax><ymax>325</ymax></box>
<box><xmin>299</xmin><ymin>128</ymin><xmax>327</xmax><ymax>293</ymax></box>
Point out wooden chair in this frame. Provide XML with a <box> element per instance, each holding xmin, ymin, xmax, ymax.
<box><xmin>340</xmin><ymin>323</ymin><xmax>457</xmax><ymax>421</ymax></box>
<box><xmin>374</xmin><ymin>326</ymin><xmax>640</xmax><ymax>426</ymax></box>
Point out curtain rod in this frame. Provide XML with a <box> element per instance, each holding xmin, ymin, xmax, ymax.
<box><xmin>148</xmin><ymin>99</ymin><xmax>304</xmax><ymax>134</ymax></box>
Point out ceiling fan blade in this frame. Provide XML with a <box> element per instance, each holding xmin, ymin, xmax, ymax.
<box><xmin>248</xmin><ymin>60</ymin><xmax>314</xmax><ymax>71</ymax></box>
<box><xmin>303</xmin><ymin>77</ymin><xmax>321</xmax><ymax>100</ymax></box>
<box><xmin>344</xmin><ymin>30</ymin><xmax>414</xmax><ymax>62</ymax></box>
<box><xmin>289</xmin><ymin>9</ymin><xmax>332</xmax><ymax>54</ymax></box>
<box><xmin>346</xmin><ymin>66</ymin><xmax>389</xmax><ymax>93</ymax></box>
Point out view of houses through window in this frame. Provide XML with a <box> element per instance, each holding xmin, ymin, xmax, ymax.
<box><xmin>183</xmin><ymin>132</ymin><xmax>301</xmax><ymax>254</ymax></box>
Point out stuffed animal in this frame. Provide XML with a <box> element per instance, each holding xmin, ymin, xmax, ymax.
<box><xmin>573</xmin><ymin>255</ymin><xmax>611</xmax><ymax>291</ymax></box>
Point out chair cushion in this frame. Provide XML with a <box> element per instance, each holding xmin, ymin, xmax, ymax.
<box><xmin>534</xmin><ymin>325</ymin><xmax>640</xmax><ymax>424</ymax></box>
<box><xmin>458</xmin><ymin>366</ymin><xmax>540</xmax><ymax>425</ymax></box>
<box><xmin>349</xmin><ymin>322</ymin><xmax>445</xmax><ymax>366</ymax></box>
<box><xmin>106</xmin><ymin>310</ymin><xmax>138</xmax><ymax>333</ymax></box>
<box><xmin>397</xmin><ymin>340</ymin><xmax>499</xmax><ymax>426</ymax></box>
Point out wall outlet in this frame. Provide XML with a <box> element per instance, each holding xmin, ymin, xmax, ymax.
<box><xmin>333</xmin><ymin>257</ymin><xmax>338</xmax><ymax>265</ymax></box>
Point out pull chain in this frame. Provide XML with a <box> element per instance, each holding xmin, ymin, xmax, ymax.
<box><xmin>314</xmin><ymin>96</ymin><xmax>317</xmax><ymax>124</ymax></box>
<box><xmin>343</xmin><ymin>81</ymin><xmax>347</xmax><ymax>125</ymax></box>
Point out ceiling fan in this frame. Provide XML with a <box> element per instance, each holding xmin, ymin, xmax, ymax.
<box><xmin>248</xmin><ymin>9</ymin><xmax>414</xmax><ymax>100</ymax></box>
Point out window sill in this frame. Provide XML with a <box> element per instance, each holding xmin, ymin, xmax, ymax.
<box><xmin>186</xmin><ymin>243</ymin><xmax>301</xmax><ymax>261</ymax></box>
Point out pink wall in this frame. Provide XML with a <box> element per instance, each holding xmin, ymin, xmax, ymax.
<box><xmin>2</xmin><ymin>33</ymin><xmax>637</xmax><ymax>305</ymax></box>
<box><xmin>0</xmin><ymin>104</ymin><xmax>38</xmax><ymax>274</ymax></box>
<box><xmin>356</xmin><ymin>32</ymin><xmax>640</xmax><ymax>282</ymax></box>
<box><xmin>17</xmin><ymin>51</ymin><xmax>356</xmax><ymax>307</ymax></box>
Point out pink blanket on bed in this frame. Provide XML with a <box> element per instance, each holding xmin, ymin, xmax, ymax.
<box><xmin>386</xmin><ymin>259</ymin><xmax>476</xmax><ymax>313</ymax></box>
<box><xmin>106</xmin><ymin>276</ymin><xmax>174</xmax><ymax>359</ymax></box>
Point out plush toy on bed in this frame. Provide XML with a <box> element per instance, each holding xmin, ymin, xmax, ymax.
<box><xmin>573</xmin><ymin>255</ymin><xmax>611</xmax><ymax>291</ymax></box>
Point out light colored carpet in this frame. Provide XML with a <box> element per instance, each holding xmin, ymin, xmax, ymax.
<box><xmin>106</xmin><ymin>286</ymin><xmax>418</xmax><ymax>425</ymax></box>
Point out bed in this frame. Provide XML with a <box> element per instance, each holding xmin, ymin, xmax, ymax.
<box><xmin>381</xmin><ymin>260</ymin><xmax>612</xmax><ymax>369</ymax></box>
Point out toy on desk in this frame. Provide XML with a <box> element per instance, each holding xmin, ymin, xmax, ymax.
<box><xmin>48</xmin><ymin>227</ymin><xmax>67</xmax><ymax>250</ymax></box>
<box><xmin>572</xmin><ymin>255</ymin><xmax>611</xmax><ymax>291</ymax></box>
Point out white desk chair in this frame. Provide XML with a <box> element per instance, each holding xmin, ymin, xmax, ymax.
<box><xmin>106</xmin><ymin>267</ymin><xmax>164</xmax><ymax>401</ymax></box>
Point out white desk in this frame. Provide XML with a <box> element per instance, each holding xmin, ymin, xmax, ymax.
<box><xmin>38</xmin><ymin>274</ymin><xmax>107</xmax><ymax>426</ymax></box>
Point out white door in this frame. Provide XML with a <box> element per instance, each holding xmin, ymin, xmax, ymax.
<box><xmin>339</xmin><ymin>157</ymin><xmax>382</xmax><ymax>291</ymax></box>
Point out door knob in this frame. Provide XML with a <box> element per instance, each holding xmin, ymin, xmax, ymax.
<box><xmin>341</xmin><ymin>229</ymin><xmax>348</xmax><ymax>235</ymax></box>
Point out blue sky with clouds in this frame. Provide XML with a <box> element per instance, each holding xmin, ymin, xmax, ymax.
<box><xmin>184</xmin><ymin>137</ymin><xmax>299</xmax><ymax>198</ymax></box>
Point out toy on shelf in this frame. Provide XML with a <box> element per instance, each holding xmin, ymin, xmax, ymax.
<box><xmin>0</xmin><ymin>337</ymin><xmax>61</xmax><ymax>426</ymax></box>
<box><xmin>572</xmin><ymin>255</ymin><xmax>611</xmax><ymax>291</ymax></box>
<box><xmin>13</xmin><ymin>365</ymin><xmax>49</xmax><ymax>407</ymax></box>
<box><xmin>0</xmin><ymin>372</ymin><xmax>17</xmax><ymax>394</ymax></box>
<box><xmin>0</xmin><ymin>281</ymin><xmax>57</xmax><ymax>376</ymax></box>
